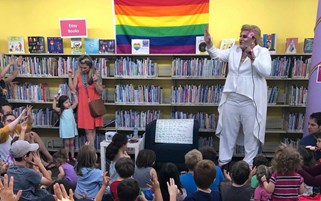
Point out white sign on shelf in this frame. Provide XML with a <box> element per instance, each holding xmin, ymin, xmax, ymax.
<box><xmin>155</xmin><ymin>119</ymin><xmax>194</xmax><ymax>144</ymax></box>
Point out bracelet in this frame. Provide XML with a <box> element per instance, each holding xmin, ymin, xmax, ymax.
<box><xmin>262</xmin><ymin>180</ymin><xmax>267</xmax><ymax>183</ymax></box>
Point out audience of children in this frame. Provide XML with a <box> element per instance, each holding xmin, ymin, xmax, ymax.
<box><xmin>221</xmin><ymin>160</ymin><xmax>253</xmax><ymax>201</ymax></box>
<box><xmin>179</xmin><ymin>149</ymin><xmax>203</xmax><ymax>196</ymax></box>
<box><xmin>253</xmin><ymin>165</ymin><xmax>272</xmax><ymax>201</ymax></box>
<box><xmin>52</xmin><ymin>149</ymin><xmax>78</xmax><ymax>190</ymax></box>
<box><xmin>199</xmin><ymin>146</ymin><xmax>225</xmax><ymax>192</ymax></box>
<box><xmin>158</xmin><ymin>162</ymin><xmax>186</xmax><ymax>201</ymax></box>
<box><xmin>110</xmin><ymin>157</ymin><xmax>135</xmax><ymax>201</ymax></box>
<box><xmin>261</xmin><ymin>144</ymin><xmax>304</xmax><ymax>200</ymax></box>
<box><xmin>52</xmin><ymin>91</ymin><xmax>78</xmax><ymax>162</ymax></box>
<box><xmin>105</xmin><ymin>133</ymin><xmax>130</xmax><ymax>183</ymax></box>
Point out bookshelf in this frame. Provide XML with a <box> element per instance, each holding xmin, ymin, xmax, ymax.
<box><xmin>0</xmin><ymin>53</ymin><xmax>311</xmax><ymax>155</ymax></box>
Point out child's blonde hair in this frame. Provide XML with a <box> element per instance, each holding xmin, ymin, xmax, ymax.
<box><xmin>271</xmin><ymin>144</ymin><xmax>302</xmax><ymax>175</ymax></box>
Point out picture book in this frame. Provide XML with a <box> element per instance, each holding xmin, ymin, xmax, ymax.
<box><xmin>8</xmin><ymin>36</ymin><xmax>25</xmax><ymax>53</ymax></box>
<box><xmin>195</xmin><ymin>36</ymin><xmax>207</xmax><ymax>54</ymax></box>
<box><xmin>303</xmin><ymin>38</ymin><xmax>314</xmax><ymax>53</ymax></box>
<box><xmin>28</xmin><ymin>36</ymin><xmax>46</xmax><ymax>53</ymax></box>
<box><xmin>285</xmin><ymin>38</ymin><xmax>298</xmax><ymax>54</ymax></box>
<box><xmin>84</xmin><ymin>38</ymin><xmax>99</xmax><ymax>54</ymax></box>
<box><xmin>99</xmin><ymin>39</ymin><xmax>115</xmax><ymax>54</ymax></box>
<box><xmin>47</xmin><ymin>37</ymin><xmax>64</xmax><ymax>53</ymax></box>
<box><xmin>263</xmin><ymin>33</ymin><xmax>277</xmax><ymax>53</ymax></box>
<box><xmin>220</xmin><ymin>38</ymin><xmax>235</xmax><ymax>50</ymax></box>
<box><xmin>131</xmin><ymin>39</ymin><xmax>150</xmax><ymax>54</ymax></box>
<box><xmin>71</xmin><ymin>38</ymin><xmax>82</xmax><ymax>54</ymax></box>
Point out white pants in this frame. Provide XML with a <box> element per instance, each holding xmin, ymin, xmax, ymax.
<box><xmin>218</xmin><ymin>93</ymin><xmax>259</xmax><ymax>167</ymax></box>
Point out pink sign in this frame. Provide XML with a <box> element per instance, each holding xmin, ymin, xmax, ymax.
<box><xmin>60</xmin><ymin>18</ymin><xmax>87</xmax><ymax>38</ymax></box>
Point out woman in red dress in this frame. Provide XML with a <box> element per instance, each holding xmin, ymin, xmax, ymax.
<box><xmin>68</xmin><ymin>55</ymin><xmax>103</xmax><ymax>145</ymax></box>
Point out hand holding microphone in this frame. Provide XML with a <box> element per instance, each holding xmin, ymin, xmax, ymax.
<box><xmin>244</xmin><ymin>45</ymin><xmax>256</xmax><ymax>62</ymax></box>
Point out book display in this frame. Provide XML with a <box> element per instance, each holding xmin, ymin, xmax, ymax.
<box><xmin>0</xmin><ymin>53</ymin><xmax>312</xmax><ymax>155</ymax></box>
<box><xmin>8</xmin><ymin>36</ymin><xmax>25</xmax><ymax>53</ymax></box>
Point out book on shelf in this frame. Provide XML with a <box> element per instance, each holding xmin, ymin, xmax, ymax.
<box><xmin>131</xmin><ymin>39</ymin><xmax>150</xmax><ymax>54</ymax></box>
<box><xmin>8</xmin><ymin>36</ymin><xmax>25</xmax><ymax>53</ymax></box>
<box><xmin>195</xmin><ymin>36</ymin><xmax>207</xmax><ymax>54</ymax></box>
<box><xmin>303</xmin><ymin>38</ymin><xmax>314</xmax><ymax>53</ymax></box>
<box><xmin>262</xmin><ymin>33</ymin><xmax>277</xmax><ymax>53</ymax></box>
<box><xmin>47</xmin><ymin>37</ymin><xmax>64</xmax><ymax>53</ymax></box>
<box><xmin>71</xmin><ymin>38</ymin><xmax>82</xmax><ymax>54</ymax></box>
<box><xmin>220</xmin><ymin>38</ymin><xmax>235</xmax><ymax>50</ymax></box>
<box><xmin>99</xmin><ymin>39</ymin><xmax>115</xmax><ymax>54</ymax></box>
<box><xmin>28</xmin><ymin>36</ymin><xmax>46</xmax><ymax>53</ymax></box>
<box><xmin>285</xmin><ymin>38</ymin><xmax>298</xmax><ymax>54</ymax></box>
<box><xmin>84</xmin><ymin>38</ymin><xmax>99</xmax><ymax>54</ymax></box>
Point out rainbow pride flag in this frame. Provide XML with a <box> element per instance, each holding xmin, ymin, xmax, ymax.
<box><xmin>114</xmin><ymin>0</ymin><xmax>209</xmax><ymax>54</ymax></box>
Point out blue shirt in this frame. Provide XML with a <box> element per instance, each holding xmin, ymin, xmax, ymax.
<box><xmin>75</xmin><ymin>168</ymin><xmax>103</xmax><ymax>199</ymax></box>
<box><xmin>7</xmin><ymin>165</ymin><xmax>43</xmax><ymax>201</ymax></box>
<box><xmin>180</xmin><ymin>166</ymin><xmax>224</xmax><ymax>196</ymax></box>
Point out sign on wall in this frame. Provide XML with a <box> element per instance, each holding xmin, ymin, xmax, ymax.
<box><xmin>60</xmin><ymin>18</ymin><xmax>87</xmax><ymax>38</ymax></box>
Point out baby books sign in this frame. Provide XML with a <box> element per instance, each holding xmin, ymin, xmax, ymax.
<box><xmin>131</xmin><ymin>39</ymin><xmax>150</xmax><ymax>54</ymax></box>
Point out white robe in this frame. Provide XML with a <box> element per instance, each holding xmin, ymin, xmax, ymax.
<box><xmin>207</xmin><ymin>45</ymin><xmax>271</xmax><ymax>144</ymax></box>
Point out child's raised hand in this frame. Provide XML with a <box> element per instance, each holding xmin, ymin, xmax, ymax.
<box><xmin>261</xmin><ymin>175</ymin><xmax>267</xmax><ymax>183</ymax></box>
<box><xmin>223</xmin><ymin>169</ymin><xmax>232</xmax><ymax>182</ymax></box>
<box><xmin>9</xmin><ymin>56</ymin><xmax>15</xmax><ymax>66</ymax></box>
<box><xmin>167</xmin><ymin>178</ymin><xmax>178</xmax><ymax>197</ymax></box>
<box><xmin>26</xmin><ymin>105</ymin><xmax>33</xmax><ymax>116</ymax></box>
<box><xmin>53</xmin><ymin>183</ymin><xmax>74</xmax><ymax>201</ymax></box>
<box><xmin>0</xmin><ymin>174</ymin><xmax>22</xmax><ymax>201</ymax></box>
<box><xmin>147</xmin><ymin>173</ymin><xmax>160</xmax><ymax>192</ymax></box>
<box><xmin>16</xmin><ymin>56</ymin><xmax>23</xmax><ymax>67</ymax></box>
<box><xmin>67</xmin><ymin>68</ymin><xmax>73</xmax><ymax>77</ymax></box>
<box><xmin>102</xmin><ymin>171</ymin><xmax>110</xmax><ymax>187</ymax></box>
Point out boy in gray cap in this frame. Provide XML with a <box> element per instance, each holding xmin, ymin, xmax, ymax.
<box><xmin>7</xmin><ymin>140</ymin><xmax>54</xmax><ymax>201</ymax></box>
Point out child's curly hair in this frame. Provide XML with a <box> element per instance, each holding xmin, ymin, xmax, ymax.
<box><xmin>271</xmin><ymin>144</ymin><xmax>302</xmax><ymax>175</ymax></box>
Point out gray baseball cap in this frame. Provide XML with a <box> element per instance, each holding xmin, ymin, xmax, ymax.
<box><xmin>10</xmin><ymin>140</ymin><xmax>39</xmax><ymax>158</ymax></box>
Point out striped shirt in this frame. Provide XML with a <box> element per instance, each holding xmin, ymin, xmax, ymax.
<box><xmin>270</xmin><ymin>172</ymin><xmax>303</xmax><ymax>201</ymax></box>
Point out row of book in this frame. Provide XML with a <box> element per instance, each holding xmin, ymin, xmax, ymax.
<box><xmin>12</xmin><ymin>107</ymin><xmax>59</xmax><ymax>127</ymax></box>
<box><xmin>288</xmin><ymin>112</ymin><xmax>305</xmax><ymax>131</ymax></box>
<box><xmin>6</xmin><ymin>83</ymin><xmax>50</xmax><ymax>102</ymax></box>
<box><xmin>172</xmin><ymin>58</ymin><xmax>227</xmax><ymax>77</ymax></box>
<box><xmin>170</xmin><ymin>112</ymin><xmax>216</xmax><ymax>129</ymax></box>
<box><xmin>8</xmin><ymin>36</ymin><xmax>116</xmax><ymax>54</ymax></box>
<box><xmin>171</xmin><ymin>84</ymin><xmax>224</xmax><ymax>104</ymax></box>
<box><xmin>1</xmin><ymin>55</ymin><xmax>109</xmax><ymax>78</ymax></box>
<box><xmin>115</xmin><ymin>85</ymin><xmax>163</xmax><ymax>104</ymax></box>
<box><xmin>287</xmin><ymin>85</ymin><xmax>308</xmax><ymax>106</ymax></box>
<box><xmin>115</xmin><ymin>110</ymin><xmax>161</xmax><ymax>129</ymax></box>
<box><xmin>114</xmin><ymin>57</ymin><xmax>157</xmax><ymax>77</ymax></box>
<box><xmin>270</xmin><ymin>56</ymin><xmax>311</xmax><ymax>78</ymax></box>
<box><xmin>1</xmin><ymin>55</ymin><xmax>311</xmax><ymax>79</ymax></box>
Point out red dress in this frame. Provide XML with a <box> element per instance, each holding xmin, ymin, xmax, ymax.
<box><xmin>77</xmin><ymin>73</ymin><xmax>103</xmax><ymax>129</ymax></box>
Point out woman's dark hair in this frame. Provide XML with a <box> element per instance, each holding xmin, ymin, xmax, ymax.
<box><xmin>57</xmin><ymin>95</ymin><xmax>69</xmax><ymax>114</ymax></box>
<box><xmin>105</xmin><ymin>133</ymin><xmax>128</xmax><ymax>161</ymax></box>
<box><xmin>136</xmin><ymin>149</ymin><xmax>156</xmax><ymax>168</ymax></box>
<box><xmin>158</xmin><ymin>163</ymin><xmax>184</xmax><ymax>201</ymax></box>
<box><xmin>298</xmin><ymin>146</ymin><xmax>315</xmax><ymax>167</ymax></box>
<box><xmin>76</xmin><ymin>144</ymin><xmax>97</xmax><ymax>176</ymax></box>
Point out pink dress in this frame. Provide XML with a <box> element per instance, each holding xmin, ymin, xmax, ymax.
<box><xmin>77</xmin><ymin>73</ymin><xmax>103</xmax><ymax>129</ymax></box>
